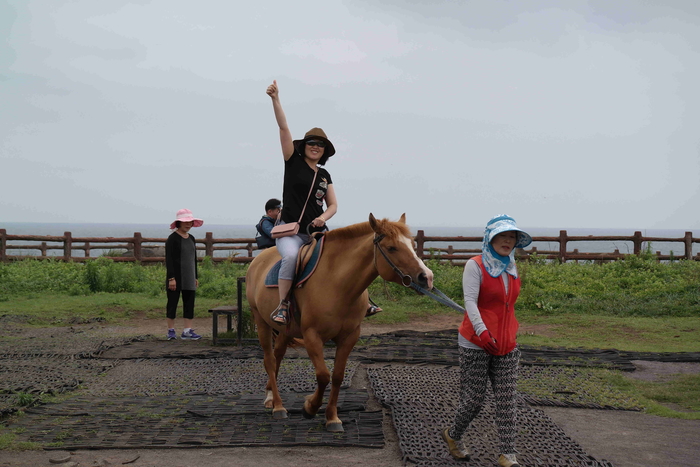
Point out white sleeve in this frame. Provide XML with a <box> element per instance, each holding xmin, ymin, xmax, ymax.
<box><xmin>463</xmin><ymin>259</ymin><xmax>487</xmax><ymax>336</ymax></box>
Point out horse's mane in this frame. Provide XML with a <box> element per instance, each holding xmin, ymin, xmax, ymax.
<box><xmin>325</xmin><ymin>218</ymin><xmax>412</xmax><ymax>241</ymax></box>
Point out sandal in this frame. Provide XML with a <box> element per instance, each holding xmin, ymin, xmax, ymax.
<box><xmin>270</xmin><ymin>300</ymin><xmax>290</xmax><ymax>325</ymax></box>
<box><xmin>366</xmin><ymin>303</ymin><xmax>383</xmax><ymax>317</ymax></box>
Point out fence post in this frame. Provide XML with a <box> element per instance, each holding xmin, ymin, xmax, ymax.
<box><xmin>684</xmin><ymin>232</ymin><xmax>693</xmax><ymax>260</ymax></box>
<box><xmin>64</xmin><ymin>232</ymin><xmax>72</xmax><ymax>261</ymax></box>
<box><xmin>559</xmin><ymin>230</ymin><xmax>567</xmax><ymax>263</ymax></box>
<box><xmin>84</xmin><ymin>241</ymin><xmax>91</xmax><ymax>259</ymax></box>
<box><xmin>40</xmin><ymin>242</ymin><xmax>48</xmax><ymax>258</ymax></box>
<box><xmin>205</xmin><ymin>232</ymin><xmax>214</xmax><ymax>258</ymax></box>
<box><xmin>415</xmin><ymin>230</ymin><xmax>425</xmax><ymax>260</ymax></box>
<box><xmin>0</xmin><ymin>229</ymin><xmax>7</xmax><ymax>263</ymax></box>
<box><xmin>0</xmin><ymin>229</ymin><xmax>6</xmax><ymax>263</ymax></box>
<box><xmin>133</xmin><ymin>232</ymin><xmax>143</xmax><ymax>262</ymax></box>
<box><xmin>633</xmin><ymin>231</ymin><xmax>643</xmax><ymax>255</ymax></box>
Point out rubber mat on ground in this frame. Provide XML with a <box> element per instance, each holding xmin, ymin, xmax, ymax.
<box><xmin>368</xmin><ymin>365</ymin><xmax>615</xmax><ymax>467</ymax></box>
<box><xmin>0</xmin><ymin>327</ymin><xmax>149</xmax><ymax>359</ymax></box>
<box><xmin>80</xmin><ymin>358</ymin><xmax>359</xmax><ymax>396</ymax></box>
<box><xmin>0</xmin><ymin>356</ymin><xmax>118</xmax><ymax>396</ymax></box>
<box><xmin>14</xmin><ymin>391</ymin><xmax>383</xmax><ymax>449</ymax></box>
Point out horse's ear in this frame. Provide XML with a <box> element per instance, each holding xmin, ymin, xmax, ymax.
<box><xmin>398</xmin><ymin>213</ymin><xmax>406</xmax><ymax>224</ymax></box>
<box><xmin>369</xmin><ymin>213</ymin><xmax>378</xmax><ymax>230</ymax></box>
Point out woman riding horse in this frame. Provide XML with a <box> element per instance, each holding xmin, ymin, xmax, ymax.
<box><xmin>246</xmin><ymin>214</ymin><xmax>433</xmax><ymax>432</ymax></box>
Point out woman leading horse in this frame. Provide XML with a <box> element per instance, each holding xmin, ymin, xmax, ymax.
<box><xmin>246</xmin><ymin>214</ymin><xmax>433</xmax><ymax>432</ymax></box>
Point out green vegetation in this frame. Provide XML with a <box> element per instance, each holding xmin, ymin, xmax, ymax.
<box><xmin>0</xmin><ymin>257</ymin><xmax>248</xmax><ymax>325</ymax></box>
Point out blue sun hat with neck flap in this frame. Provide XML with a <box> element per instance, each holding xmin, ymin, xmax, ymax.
<box><xmin>481</xmin><ymin>214</ymin><xmax>532</xmax><ymax>278</ymax></box>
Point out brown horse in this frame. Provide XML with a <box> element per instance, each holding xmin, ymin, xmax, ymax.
<box><xmin>246</xmin><ymin>213</ymin><xmax>434</xmax><ymax>432</ymax></box>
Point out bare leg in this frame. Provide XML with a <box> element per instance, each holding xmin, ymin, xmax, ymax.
<box><xmin>278</xmin><ymin>279</ymin><xmax>292</xmax><ymax>302</ymax></box>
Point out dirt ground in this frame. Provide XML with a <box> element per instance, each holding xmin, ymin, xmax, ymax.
<box><xmin>2</xmin><ymin>315</ymin><xmax>699</xmax><ymax>467</ymax></box>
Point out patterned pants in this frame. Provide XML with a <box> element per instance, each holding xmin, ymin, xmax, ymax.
<box><xmin>448</xmin><ymin>346</ymin><xmax>520</xmax><ymax>454</ymax></box>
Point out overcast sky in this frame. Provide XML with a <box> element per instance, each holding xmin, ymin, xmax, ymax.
<box><xmin>2</xmin><ymin>0</ymin><xmax>699</xmax><ymax>230</ymax></box>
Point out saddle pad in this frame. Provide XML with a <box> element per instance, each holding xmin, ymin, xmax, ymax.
<box><xmin>264</xmin><ymin>260</ymin><xmax>282</xmax><ymax>288</ymax></box>
<box><xmin>264</xmin><ymin>236</ymin><xmax>324</xmax><ymax>288</ymax></box>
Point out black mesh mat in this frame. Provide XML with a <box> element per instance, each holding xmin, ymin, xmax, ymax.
<box><xmin>368</xmin><ymin>365</ymin><xmax>615</xmax><ymax>467</ymax></box>
<box><xmin>0</xmin><ymin>356</ymin><xmax>118</xmax><ymax>396</ymax></box>
<box><xmin>356</xmin><ymin>330</ymin><xmax>700</xmax><ymax>371</ymax></box>
<box><xmin>0</xmin><ymin>326</ymin><xmax>150</xmax><ymax>359</ymax></box>
<box><xmin>80</xmin><ymin>358</ymin><xmax>359</xmax><ymax>396</ymax></box>
<box><xmin>14</xmin><ymin>391</ymin><xmax>383</xmax><ymax>449</ymax></box>
<box><xmin>97</xmin><ymin>340</ymin><xmax>327</xmax><ymax>360</ymax></box>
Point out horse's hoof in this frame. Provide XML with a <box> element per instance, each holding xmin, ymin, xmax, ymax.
<box><xmin>326</xmin><ymin>422</ymin><xmax>344</xmax><ymax>433</ymax></box>
<box><xmin>272</xmin><ymin>409</ymin><xmax>288</xmax><ymax>420</ymax></box>
<box><xmin>302</xmin><ymin>406</ymin><xmax>315</xmax><ymax>419</ymax></box>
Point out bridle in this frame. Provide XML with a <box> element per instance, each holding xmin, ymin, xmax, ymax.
<box><xmin>373</xmin><ymin>233</ymin><xmax>413</xmax><ymax>287</ymax></box>
<box><xmin>373</xmin><ymin>233</ymin><xmax>467</xmax><ymax>313</ymax></box>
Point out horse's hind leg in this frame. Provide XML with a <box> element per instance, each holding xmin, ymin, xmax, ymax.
<box><xmin>301</xmin><ymin>329</ymin><xmax>331</xmax><ymax>420</ymax></box>
<box><xmin>253</xmin><ymin>308</ymin><xmax>288</xmax><ymax>419</ymax></box>
<box><xmin>324</xmin><ymin>328</ymin><xmax>361</xmax><ymax>432</ymax></box>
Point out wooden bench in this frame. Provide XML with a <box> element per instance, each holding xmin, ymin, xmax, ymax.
<box><xmin>208</xmin><ymin>277</ymin><xmax>246</xmax><ymax>346</ymax></box>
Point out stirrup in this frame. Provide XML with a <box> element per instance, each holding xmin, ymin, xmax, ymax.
<box><xmin>271</xmin><ymin>300</ymin><xmax>290</xmax><ymax>325</ymax></box>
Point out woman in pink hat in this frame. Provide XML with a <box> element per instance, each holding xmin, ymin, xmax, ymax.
<box><xmin>165</xmin><ymin>208</ymin><xmax>204</xmax><ymax>341</ymax></box>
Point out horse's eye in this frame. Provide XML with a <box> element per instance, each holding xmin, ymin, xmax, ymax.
<box><xmin>388</xmin><ymin>246</ymin><xmax>398</xmax><ymax>252</ymax></box>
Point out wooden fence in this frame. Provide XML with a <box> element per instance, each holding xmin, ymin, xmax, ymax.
<box><xmin>1</xmin><ymin>229</ymin><xmax>698</xmax><ymax>264</ymax></box>
<box><xmin>414</xmin><ymin>230</ymin><xmax>700</xmax><ymax>264</ymax></box>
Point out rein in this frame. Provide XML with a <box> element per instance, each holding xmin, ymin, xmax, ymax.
<box><xmin>373</xmin><ymin>233</ymin><xmax>466</xmax><ymax>313</ymax></box>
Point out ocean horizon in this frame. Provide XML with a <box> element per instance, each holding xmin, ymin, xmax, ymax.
<box><xmin>2</xmin><ymin>222</ymin><xmax>698</xmax><ymax>257</ymax></box>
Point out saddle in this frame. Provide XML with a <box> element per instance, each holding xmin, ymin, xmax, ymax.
<box><xmin>264</xmin><ymin>233</ymin><xmax>325</xmax><ymax>289</ymax></box>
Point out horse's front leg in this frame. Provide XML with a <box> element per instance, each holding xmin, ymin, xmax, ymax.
<box><xmin>324</xmin><ymin>328</ymin><xmax>361</xmax><ymax>432</ymax></box>
<box><xmin>301</xmin><ymin>329</ymin><xmax>330</xmax><ymax>420</ymax></box>
<box><xmin>254</xmin><ymin>311</ymin><xmax>288</xmax><ymax>419</ymax></box>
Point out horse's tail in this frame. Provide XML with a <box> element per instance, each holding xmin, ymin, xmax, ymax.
<box><xmin>272</xmin><ymin>329</ymin><xmax>305</xmax><ymax>348</ymax></box>
<box><xmin>287</xmin><ymin>337</ymin><xmax>305</xmax><ymax>348</ymax></box>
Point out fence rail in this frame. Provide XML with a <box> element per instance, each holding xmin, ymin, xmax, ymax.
<box><xmin>1</xmin><ymin>229</ymin><xmax>698</xmax><ymax>264</ymax></box>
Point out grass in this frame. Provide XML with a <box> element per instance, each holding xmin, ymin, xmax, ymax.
<box><xmin>593</xmin><ymin>371</ymin><xmax>700</xmax><ymax>419</ymax></box>
<box><xmin>515</xmin><ymin>314</ymin><xmax>700</xmax><ymax>352</ymax></box>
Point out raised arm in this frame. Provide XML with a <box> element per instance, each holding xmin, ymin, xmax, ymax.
<box><xmin>266</xmin><ymin>80</ymin><xmax>295</xmax><ymax>160</ymax></box>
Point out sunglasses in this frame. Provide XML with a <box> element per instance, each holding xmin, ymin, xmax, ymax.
<box><xmin>306</xmin><ymin>140</ymin><xmax>326</xmax><ymax>148</ymax></box>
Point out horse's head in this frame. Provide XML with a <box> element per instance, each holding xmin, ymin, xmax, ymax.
<box><xmin>369</xmin><ymin>213</ymin><xmax>434</xmax><ymax>290</ymax></box>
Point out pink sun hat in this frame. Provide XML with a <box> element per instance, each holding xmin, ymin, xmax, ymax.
<box><xmin>170</xmin><ymin>208</ymin><xmax>204</xmax><ymax>230</ymax></box>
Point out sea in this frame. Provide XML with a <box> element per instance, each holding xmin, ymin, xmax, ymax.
<box><xmin>1</xmin><ymin>222</ymin><xmax>698</xmax><ymax>259</ymax></box>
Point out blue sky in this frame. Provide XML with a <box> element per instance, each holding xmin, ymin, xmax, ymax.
<box><xmin>2</xmin><ymin>0</ymin><xmax>699</xmax><ymax>229</ymax></box>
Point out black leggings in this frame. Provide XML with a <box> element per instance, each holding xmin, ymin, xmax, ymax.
<box><xmin>166</xmin><ymin>289</ymin><xmax>195</xmax><ymax>320</ymax></box>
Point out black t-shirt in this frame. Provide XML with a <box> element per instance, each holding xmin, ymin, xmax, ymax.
<box><xmin>282</xmin><ymin>150</ymin><xmax>333</xmax><ymax>233</ymax></box>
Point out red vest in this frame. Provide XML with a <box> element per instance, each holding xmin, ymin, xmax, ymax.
<box><xmin>458</xmin><ymin>255</ymin><xmax>521</xmax><ymax>356</ymax></box>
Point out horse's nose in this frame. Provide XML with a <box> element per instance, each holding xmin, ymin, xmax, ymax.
<box><xmin>417</xmin><ymin>272</ymin><xmax>429</xmax><ymax>288</ymax></box>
